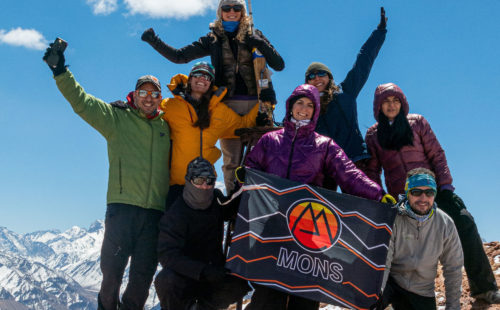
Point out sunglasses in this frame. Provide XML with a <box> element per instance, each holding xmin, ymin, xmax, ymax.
<box><xmin>137</xmin><ymin>90</ymin><xmax>161</xmax><ymax>99</ymax></box>
<box><xmin>221</xmin><ymin>4</ymin><xmax>243</xmax><ymax>12</ymax></box>
<box><xmin>192</xmin><ymin>176</ymin><xmax>216</xmax><ymax>186</ymax></box>
<box><xmin>409</xmin><ymin>188</ymin><xmax>436</xmax><ymax>197</ymax></box>
<box><xmin>191</xmin><ymin>72</ymin><xmax>213</xmax><ymax>82</ymax></box>
<box><xmin>306</xmin><ymin>71</ymin><xmax>328</xmax><ymax>81</ymax></box>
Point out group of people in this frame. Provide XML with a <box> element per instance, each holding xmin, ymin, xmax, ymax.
<box><xmin>42</xmin><ymin>0</ymin><xmax>499</xmax><ymax>309</ymax></box>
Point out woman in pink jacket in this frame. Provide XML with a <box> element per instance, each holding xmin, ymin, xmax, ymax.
<box><xmin>364</xmin><ymin>83</ymin><xmax>499</xmax><ymax>304</ymax></box>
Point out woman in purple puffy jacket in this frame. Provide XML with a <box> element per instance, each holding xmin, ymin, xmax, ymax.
<box><xmin>244</xmin><ymin>84</ymin><xmax>392</xmax><ymax>310</ymax></box>
<box><xmin>364</xmin><ymin>82</ymin><xmax>500</xmax><ymax>304</ymax></box>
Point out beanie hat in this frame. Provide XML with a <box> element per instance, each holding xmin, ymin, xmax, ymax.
<box><xmin>185</xmin><ymin>157</ymin><xmax>216</xmax><ymax>182</ymax></box>
<box><xmin>404</xmin><ymin>173</ymin><xmax>437</xmax><ymax>197</ymax></box>
<box><xmin>190</xmin><ymin>61</ymin><xmax>215</xmax><ymax>80</ymax></box>
<box><xmin>216</xmin><ymin>0</ymin><xmax>247</xmax><ymax>20</ymax></box>
<box><xmin>305</xmin><ymin>62</ymin><xmax>333</xmax><ymax>82</ymax></box>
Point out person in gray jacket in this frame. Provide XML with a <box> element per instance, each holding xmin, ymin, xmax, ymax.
<box><xmin>374</xmin><ymin>168</ymin><xmax>463</xmax><ymax>310</ymax></box>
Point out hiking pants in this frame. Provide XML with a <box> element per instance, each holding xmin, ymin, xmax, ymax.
<box><xmin>98</xmin><ymin>203</ymin><xmax>163</xmax><ymax>310</ymax></box>
<box><xmin>154</xmin><ymin>268</ymin><xmax>250</xmax><ymax>310</ymax></box>
<box><xmin>375</xmin><ymin>277</ymin><xmax>436</xmax><ymax>310</ymax></box>
<box><xmin>246</xmin><ymin>284</ymin><xmax>319</xmax><ymax>310</ymax></box>
<box><xmin>220</xmin><ymin>98</ymin><xmax>258</xmax><ymax>195</ymax></box>
<box><xmin>435</xmin><ymin>190</ymin><xmax>498</xmax><ymax>295</ymax></box>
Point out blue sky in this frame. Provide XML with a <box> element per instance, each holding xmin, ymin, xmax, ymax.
<box><xmin>1</xmin><ymin>0</ymin><xmax>499</xmax><ymax>241</ymax></box>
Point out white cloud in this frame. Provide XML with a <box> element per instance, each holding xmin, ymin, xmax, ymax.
<box><xmin>124</xmin><ymin>0</ymin><xmax>219</xmax><ymax>19</ymax></box>
<box><xmin>87</xmin><ymin>0</ymin><xmax>118</xmax><ymax>15</ymax></box>
<box><xmin>0</xmin><ymin>28</ymin><xmax>48</xmax><ymax>50</ymax></box>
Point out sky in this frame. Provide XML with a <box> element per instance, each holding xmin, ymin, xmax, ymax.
<box><xmin>1</xmin><ymin>0</ymin><xmax>499</xmax><ymax>241</ymax></box>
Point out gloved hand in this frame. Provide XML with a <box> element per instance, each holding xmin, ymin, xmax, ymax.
<box><xmin>42</xmin><ymin>44</ymin><xmax>67</xmax><ymax>76</ymax></box>
<box><xmin>381</xmin><ymin>193</ymin><xmax>396</xmax><ymax>205</ymax></box>
<box><xmin>259</xmin><ymin>87</ymin><xmax>276</xmax><ymax>104</ymax></box>
<box><xmin>256</xmin><ymin>111</ymin><xmax>271</xmax><ymax>126</ymax></box>
<box><xmin>245</xmin><ymin>30</ymin><xmax>266</xmax><ymax>48</ymax></box>
<box><xmin>141</xmin><ymin>28</ymin><xmax>158</xmax><ymax>44</ymax></box>
<box><xmin>377</xmin><ymin>7</ymin><xmax>388</xmax><ymax>30</ymax></box>
<box><xmin>235</xmin><ymin>166</ymin><xmax>246</xmax><ymax>183</ymax></box>
<box><xmin>201</xmin><ymin>265</ymin><xmax>228</xmax><ymax>283</ymax></box>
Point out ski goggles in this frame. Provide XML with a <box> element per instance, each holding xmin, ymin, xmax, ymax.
<box><xmin>191</xmin><ymin>72</ymin><xmax>213</xmax><ymax>82</ymax></box>
<box><xmin>137</xmin><ymin>90</ymin><xmax>161</xmax><ymax>99</ymax></box>
<box><xmin>306</xmin><ymin>71</ymin><xmax>328</xmax><ymax>81</ymax></box>
<box><xmin>221</xmin><ymin>4</ymin><xmax>243</xmax><ymax>12</ymax></box>
<box><xmin>408</xmin><ymin>188</ymin><xmax>436</xmax><ymax>197</ymax></box>
<box><xmin>192</xmin><ymin>176</ymin><xmax>216</xmax><ymax>186</ymax></box>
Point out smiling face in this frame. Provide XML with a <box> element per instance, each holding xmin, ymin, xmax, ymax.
<box><xmin>291</xmin><ymin>97</ymin><xmax>314</xmax><ymax>121</ymax></box>
<box><xmin>189</xmin><ymin>74</ymin><xmax>212</xmax><ymax>99</ymax></box>
<box><xmin>307</xmin><ymin>74</ymin><xmax>330</xmax><ymax>93</ymax></box>
<box><xmin>221</xmin><ymin>7</ymin><xmax>242</xmax><ymax>22</ymax></box>
<box><xmin>407</xmin><ymin>186</ymin><xmax>435</xmax><ymax>215</ymax></box>
<box><xmin>134</xmin><ymin>82</ymin><xmax>161</xmax><ymax>116</ymax></box>
<box><xmin>381</xmin><ymin>95</ymin><xmax>402</xmax><ymax>121</ymax></box>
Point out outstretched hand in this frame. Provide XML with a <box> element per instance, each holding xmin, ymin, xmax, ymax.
<box><xmin>42</xmin><ymin>42</ymin><xmax>67</xmax><ymax>76</ymax></box>
<box><xmin>378</xmin><ymin>7</ymin><xmax>388</xmax><ymax>30</ymax></box>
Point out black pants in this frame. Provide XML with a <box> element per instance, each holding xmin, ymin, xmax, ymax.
<box><xmin>98</xmin><ymin>203</ymin><xmax>163</xmax><ymax>310</ymax></box>
<box><xmin>435</xmin><ymin>190</ymin><xmax>498</xmax><ymax>295</ymax></box>
<box><xmin>154</xmin><ymin>268</ymin><xmax>250</xmax><ymax>310</ymax></box>
<box><xmin>246</xmin><ymin>284</ymin><xmax>319</xmax><ymax>310</ymax></box>
<box><xmin>376</xmin><ymin>277</ymin><xmax>436</xmax><ymax>310</ymax></box>
<box><xmin>165</xmin><ymin>184</ymin><xmax>184</xmax><ymax>211</ymax></box>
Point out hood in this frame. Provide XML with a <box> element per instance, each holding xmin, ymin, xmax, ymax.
<box><xmin>125</xmin><ymin>91</ymin><xmax>161</xmax><ymax>120</ymax></box>
<box><xmin>285</xmin><ymin>84</ymin><xmax>321</xmax><ymax>127</ymax></box>
<box><xmin>373</xmin><ymin>83</ymin><xmax>409</xmax><ymax>121</ymax></box>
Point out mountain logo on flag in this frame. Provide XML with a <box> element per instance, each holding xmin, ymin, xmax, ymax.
<box><xmin>287</xmin><ymin>199</ymin><xmax>341</xmax><ymax>253</ymax></box>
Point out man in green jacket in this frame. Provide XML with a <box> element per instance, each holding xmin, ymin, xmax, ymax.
<box><xmin>43</xmin><ymin>41</ymin><xmax>170</xmax><ymax>310</ymax></box>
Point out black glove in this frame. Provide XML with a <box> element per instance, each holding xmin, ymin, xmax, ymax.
<box><xmin>109</xmin><ymin>100</ymin><xmax>128</xmax><ymax>109</ymax></box>
<box><xmin>43</xmin><ymin>44</ymin><xmax>67</xmax><ymax>76</ymax></box>
<box><xmin>201</xmin><ymin>265</ymin><xmax>228</xmax><ymax>283</ymax></box>
<box><xmin>377</xmin><ymin>7</ymin><xmax>388</xmax><ymax>30</ymax></box>
<box><xmin>235</xmin><ymin>166</ymin><xmax>246</xmax><ymax>183</ymax></box>
<box><xmin>141</xmin><ymin>28</ymin><xmax>158</xmax><ymax>44</ymax></box>
<box><xmin>259</xmin><ymin>87</ymin><xmax>276</xmax><ymax>104</ymax></box>
<box><xmin>256</xmin><ymin>111</ymin><xmax>271</xmax><ymax>126</ymax></box>
<box><xmin>245</xmin><ymin>30</ymin><xmax>266</xmax><ymax>48</ymax></box>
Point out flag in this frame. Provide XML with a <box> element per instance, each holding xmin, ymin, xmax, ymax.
<box><xmin>226</xmin><ymin>168</ymin><xmax>397</xmax><ymax>309</ymax></box>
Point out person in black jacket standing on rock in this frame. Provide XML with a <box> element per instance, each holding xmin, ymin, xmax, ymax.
<box><xmin>141</xmin><ymin>0</ymin><xmax>284</xmax><ymax>195</ymax></box>
<box><xmin>305</xmin><ymin>8</ymin><xmax>388</xmax><ymax>189</ymax></box>
<box><xmin>154</xmin><ymin>157</ymin><xmax>249</xmax><ymax>309</ymax></box>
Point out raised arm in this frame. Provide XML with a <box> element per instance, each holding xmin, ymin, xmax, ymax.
<box><xmin>340</xmin><ymin>8</ymin><xmax>387</xmax><ymax>98</ymax></box>
<box><xmin>43</xmin><ymin>42</ymin><xmax>116</xmax><ymax>138</ymax></box>
<box><xmin>141</xmin><ymin>28</ymin><xmax>211</xmax><ymax>64</ymax></box>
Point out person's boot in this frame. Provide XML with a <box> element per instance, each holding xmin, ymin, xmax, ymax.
<box><xmin>474</xmin><ymin>289</ymin><xmax>500</xmax><ymax>304</ymax></box>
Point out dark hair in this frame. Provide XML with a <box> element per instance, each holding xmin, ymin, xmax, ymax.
<box><xmin>407</xmin><ymin>167</ymin><xmax>436</xmax><ymax>179</ymax></box>
<box><xmin>186</xmin><ymin>79</ymin><xmax>214</xmax><ymax>130</ymax></box>
<box><xmin>319</xmin><ymin>79</ymin><xmax>340</xmax><ymax>115</ymax></box>
<box><xmin>376</xmin><ymin>110</ymin><xmax>414</xmax><ymax>150</ymax></box>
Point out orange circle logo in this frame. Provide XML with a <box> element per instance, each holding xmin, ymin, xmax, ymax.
<box><xmin>287</xmin><ymin>200</ymin><xmax>341</xmax><ymax>252</ymax></box>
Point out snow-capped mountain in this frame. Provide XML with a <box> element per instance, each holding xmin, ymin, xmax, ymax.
<box><xmin>0</xmin><ymin>221</ymin><xmax>159</xmax><ymax>309</ymax></box>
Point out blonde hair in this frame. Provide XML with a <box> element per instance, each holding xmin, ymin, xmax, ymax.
<box><xmin>211</xmin><ymin>13</ymin><xmax>252</xmax><ymax>42</ymax></box>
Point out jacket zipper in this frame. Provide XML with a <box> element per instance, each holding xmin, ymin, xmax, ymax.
<box><xmin>119</xmin><ymin>158</ymin><xmax>122</xmax><ymax>194</ymax></box>
<box><xmin>286</xmin><ymin>128</ymin><xmax>299</xmax><ymax>179</ymax></box>
<box><xmin>417</xmin><ymin>222</ymin><xmax>421</xmax><ymax>240</ymax></box>
<box><xmin>145</xmin><ymin>121</ymin><xmax>154</xmax><ymax>206</ymax></box>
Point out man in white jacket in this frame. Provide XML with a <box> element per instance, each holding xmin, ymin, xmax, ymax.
<box><xmin>375</xmin><ymin>168</ymin><xmax>463</xmax><ymax>310</ymax></box>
